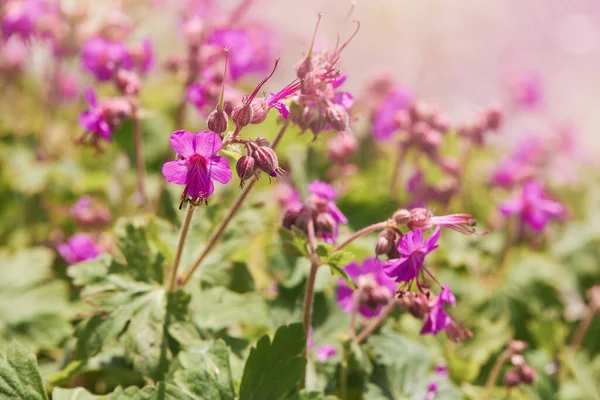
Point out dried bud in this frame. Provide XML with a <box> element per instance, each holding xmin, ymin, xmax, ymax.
<box><xmin>375</xmin><ymin>229</ymin><xmax>396</xmax><ymax>257</ymax></box>
<box><xmin>485</xmin><ymin>105</ymin><xmax>503</xmax><ymax>131</ymax></box>
<box><xmin>508</xmin><ymin>340</ymin><xmax>529</xmax><ymax>355</ymax></box>
<box><xmin>393</xmin><ymin>209</ymin><xmax>411</xmax><ymax>225</ymax></box>
<box><xmin>236</xmin><ymin>155</ymin><xmax>255</xmax><ymax>187</ymax></box>
<box><xmin>207</xmin><ymin>109</ymin><xmax>229</xmax><ymax>135</ymax></box>
<box><xmin>315</xmin><ymin>212</ymin><xmax>336</xmax><ymax>235</ymax></box>
<box><xmin>253</xmin><ymin>145</ymin><xmax>280</xmax><ymax>177</ymax></box>
<box><xmin>398</xmin><ymin>291</ymin><xmax>430</xmax><ymax>319</ymax></box>
<box><xmin>503</xmin><ymin>370</ymin><xmax>521</xmax><ymax>388</ymax></box>
<box><xmin>325</xmin><ymin>103</ymin><xmax>350</xmax><ymax>131</ymax></box>
<box><xmin>282</xmin><ymin>207</ymin><xmax>304</xmax><ymax>230</ymax></box>
<box><xmin>250</xmin><ymin>98</ymin><xmax>269</xmax><ymax>124</ymax></box>
<box><xmin>309</xmin><ymin>115</ymin><xmax>328</xmax><ymax>136</ymax></box>
<box><xmin>232</xmin><ymin>103</ymin><xmax>253</xmax><ymax>127</ymax></box>
<box><xmin>518</xmin><ymin>365</ymin><xmax>536</xmax><ymax>385</ymax></box>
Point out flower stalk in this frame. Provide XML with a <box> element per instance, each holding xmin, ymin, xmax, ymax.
<box><xmin>333</xmin><ymin>221</ymin><xmax>389</xmax><ymax>252</ymax></box>
<box><xmin>302</xmin><ymin>216</ymin><xmax>321</xmax><ymax>388</ymax></box>
<box><xmin>355</xmin><ymin>298</ymin><xmax>397</xmax><ymax>344</ymax></box>
<box><xmin>166</xmin><ymin>203</ymin><xmax>195</xmax><ymax>292</ymax></box>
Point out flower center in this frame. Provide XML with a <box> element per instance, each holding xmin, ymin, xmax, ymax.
<box><xmin>187</xmin><ymin>153</ymin><xmax>208</xmax><ymax>167</ymax></box>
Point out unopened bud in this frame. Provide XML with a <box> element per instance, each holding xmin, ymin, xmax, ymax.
<box><xmin>250</xmin><ymin>98</ymin><xmax>269</xmax><ymax>124</ymax></box>
<box><xmin>115</xmin><ymin>69</ymin><xmax>141</xmax><ymax>95</ymax></box>
<box><xmin>295</xmin><ymin>57</ymin><xmax>312</xmax><ymax>79</ymax></box>
<box><xmin>207</xmin><ymin>109</ymin><xmax>228</xmax><ymax>135</ymax></box>
<box><xmin>236</xmin><ymin>155</ymin><xmax>255</xmax><ymax>187</ymax></box>
<box><xmin>503</xmin><ymin>370</ymin><xmax>521</xmax><ymax>388</ymax></box>
<box><xmin>395</xmin><ymin>109</ymin><xmax>412</xmax><ymax>131</ymax></box>
<box><xmin>310</xmin><ymin>117</ymin><xmax>327</xmax><ymax>136</ymax></box>
<box><xmin>399</xmin><ymin>291</ymin><xmax>430</xmax><ymax>319</ymax></box>
<box><xmin>431</xmin><ymin>113</ymin><xmax>449</xmax><ymax>132</ymax></box>
<box><xmin>253</xmin><ymin>145</ymin><xmax>280</xmax><ymax>177</ymax></box>
<box><xmin>375</xmin><ymin>229</ymin><xmax>396</xmax><ymax>256</ymax></box>
<box><xmin>407</xmin><ymin>208</ymin><xmax>432</xmax><ymax>231</ymax></box>
<box><xmin>232</xmin><ymin>103</ymin><xmax>253</xmax><ymax>127</ymax></box>
<box><xmin>393</xmin><ymin>209</ymin><xmax>411</xmax><ymax>225</ymax></box>
<box><xmin>283</xmin><ymin>206</ymin><xmax>304</xmax><ymax>230</ymax></box>
<box><xmin>327</xmin><ymin>134</ymin><xmax>357</xmax><ymax>163</ymax></box>
<box><xmin>511</xmin><ymin>354</ymin><xmax>526</xmax><ymax>368</ymax></box>
<box><xmin>508</xmin><ymin>340</ymin><xmax>529</xmax><ymax>355</ymax></box>
<box><xmin>485</xmin><ymin>105</ymin><xmax>503</xmax><ymax>131</ymax></box>
<box><xmin>315</xmin><ymin>212</ymin><xmax>336</xmax><ymax>235</ymax></box>
<box><xmin>518</xmin><ymin>365</ymin><xmax>536</xmax><ymax>385</ymax></box>
<box><xmin>301</xmin><ymin>71</ymin><xmax>321</xmax><ymax>95</ymax></box>
<box><xmin>325</xmin><ymin>104</ymin><xmax>350</xmax><ymax>132</ymax></box>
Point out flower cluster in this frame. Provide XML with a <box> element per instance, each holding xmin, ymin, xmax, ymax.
<box><xmin>282</xmin><ymin>180</ymin><xmax>348</xmax><ymax>243</ymax></box>
<box><xmin>78</xmin><ymin>88</ymin><xmax>132</xmax><ymax>146</ymax></box>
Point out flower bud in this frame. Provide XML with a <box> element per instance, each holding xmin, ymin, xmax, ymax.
<box><xmin>325</xmin><ymin>104</ymin><xmax>350</xmax><ymax>132</ymax></box>
<box><xmin>282</xmin><ymin>206</ymin><xmax>304</xmax><ymax>230</ymax></box>
<box><xmin>485</xmin><ymin>105</ymin><xmax>503</xmax><ymax>131</ymax></box>
<box><xmin>250</xmin><ymin>98</ymin><xmax>269</xmax><ymax>124</ymax></box>
<box><xmin>508</xmin><ymin>340</ymin><xmax>529</xmax><ymax>355</ymax></box>
<box><xmin>310</xmin><ymin>116</ymin><xmax>327</xmax><ymax>136</ymax></box>
<box><xmin>115</xmin><ymin>69</ymin><xmax>141</xmax><ymax>95</ymax></box>
<box><xmin>295</xmin><ymin>57</ymin><xmax>312</xmax><ymax>79</ymax></box>
<box><xmin>398</xmin><ymin>291</ymin><xmax>430</xmax><ymax>319</ymax></box>
<box><xmin>510</xmin><ymin>354</ymin><xmax>526</xmax><ymax>368</ymax></box>
<box><xmin>301</xmin><ymin>71</ymin><xmax>320</xmax><ymax>95</ymax></box>
<box><xmin>431</xmin><ymin>113</ymin><xmax>449</xmax><ymax>132</ymax></box>
<box><xmin>253</xmin><ymin>145</ymin><xmax>280</xmax><ymax>177</ymax></box>
<box><xmin>503</xmin><ymin>370</ymin><xmax>521</xmax><ymax>388</ymax></box>
<box><xmin>327</xmin><ymin>134</ymin><xmax>357</xmax><ymax>163</ymax></box>
<box><xmin>407</xmin><ymin>208</ymin><xmax>433</xmax><ymax>231</ymax></box>
<box><xmin>395</xmin><ymin>109</ymin><xmax>412</xmax><ymax>131</ymax></box>
<box><xmin>375</xmin><ymin>229</ymin><xmax>396</xmax><ymax>257</ymax></box>
<box><xmin>236</xmin><ymin>155</ymin><xmax>255</xmax><ymax>187</ymax></box>
<box><xmin>518</xmin><ymin>365</ymin><xmax>536</xmax><ymax>385</ymax></box>
<box><xmin>315</xmin><ymin>212</ymin><xmax>336</xmax><ymax>235</ymax></box>
<box><xmin>393</xmin><ymin>209</ymin><xmax>411</xmax><ymax>225</ymax></box>
<box><xmin>207</xmin><ymin>109</ymin><xmax>229</xmax><ymax>135</ymax></box>
<box><xmin>232</xmin><ymin>103</ymin><xmax>253</xmax><ymax>128</ymax></box>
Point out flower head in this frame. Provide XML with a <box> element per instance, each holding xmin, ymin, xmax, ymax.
<box><xmin>383</xmin><ymin>227</ymin><xmax>440</xmax><ymax>284</ymax></box>
<box><xmin>500</xmin><ymin>179</ymin><xmax>564</xmax><ymax>232</ymax></box>
<box><xmin>79</xmin><ymin>88</ymin><xmax>112</xmax><ymax>141</ymax></box>
<box><xmin>57</xmin><ymin>233</ymin><xmax>101</xmax><ymax>264</ymax></box>
<box><xmin>337</xmin><ymin>258</ymin><xmax>397</xmax><ymax>318</ymax></box>
<box><xmin>81</xmin><ymin>36</ymin><xmax>132</xmax><ymax>81</ymax></box>
<box><xmin>162</xmin><ymin>130</ymin><xmax>232</xmax><ymax>208</ymax></box>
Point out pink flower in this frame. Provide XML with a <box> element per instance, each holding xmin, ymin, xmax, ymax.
<box><xmin>162</xmin><ymin>130</ymin><xmax>232</xmax><ymax>207</ymax></box>
<box><xmin>81</xmin><ymin>36</ymin><xmax>132</xmax><ymax>81</ymax></box>
<box><xmin>420</xmin><ymin>285</ymin><xmax>455</xmax><ymax>335</ymax></box>
<box><xmin>79</xmin><ymin>88</ymin><xmax>112</xmax><ymax>141</ymax></box>
<box><xmin>383</xmin><ymin>227</ymin><xmax>440</xmax><ymax>284</ymax></box>
<box><xmin>308</xmin><ymin>180</ymin><xmax>347</xmax><ymax>242</ymax></box>
<box><xmin>316</xmin><ymin>345</ymin><xmax>337</xmax><ymax>363</ymax></box>
<box><xmin>500</xmin><ymin>179</ymin><xmax>564</xmax><ymax>232</ymax></box>
<box><xmin>57</xmin><ymin>233</ymin><xmax>101</xmax><ymax>264</ymax></box>
<box><xmin>507</xmin><ymin>69</ymin><xmax>544</xmax><ymax>111</ymax></box>
<box><xmin>372</xmin><ymin>89</ymin><xmax>413</xmax><ymax>141</ymax></box>
<box><xmin>337</xmin><ymin>258</ymin><xmax>397</xmax><ymax>318</ymax></box>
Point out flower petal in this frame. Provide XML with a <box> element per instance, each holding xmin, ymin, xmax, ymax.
<box><xmin>208</xmin><ymin>156</ymin><xmax>232</xmax><ymax>184</ymax></box>
<box><xmin>162</xmin><ymin>160</ymin><xmax>188</xmax><ymax>185</ymax></box>
<box><xmin>170</xmin><ymin>130</ymin><xmax>196</xmax><ymax>158</ymax></box>
<box><xmin>194</xmin><ymin>130</ymin><xmax>223</xmax><ymax>157</ymax></box>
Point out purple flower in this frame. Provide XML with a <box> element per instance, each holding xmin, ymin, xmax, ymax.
<box><xmin>186</xmin><ymin>82</ymin><xmax>210</xmax><ymax>110</ymax></box>
<box><xmin>372</xmin><ymin>89</ymin><xmax>413</xmax><ymax>141</ymax></box>
<box><xmin>308</xmin><ymin>180</ymin><xmax>347</xmax><ymax>242</ymax></box>
<box><xmin>337</xmin><ymin>258</ymin><xmax>397</xmax><ymax>318</ymax></box>
<box><xmin>507</xmin><ymin>69</ymin><xmax>544</xmax><ymax>111</ymax></box>
<box><xmin>1</xmin><ymin>0</ymin><xmax>54</xmax><ymax>41</ymax></box>
<box><xmin>383</xmin><ymin>227</ymin><xmax>440</xmax><ymax>284</ymax></box>
<box><xmin>81</xmin><ymin>36</ymin><xmax>132</xmax><ymax>81</ymax></box>
<box><xmin>316</xmin><ymin>345</ymin><xmax>337</xmax><ymax>363</ymax></box>
<box><xmin>162</xmin><ymin>130</ymin><xmax>232</xmax><ymax>206</ymax></box>
<box><xmin>57</xmin><ymin>233</ymin><xmax>101</xmax><ymax>264</ymax></box>
<box><xmin>425</xmin><ymin>382</ymin><xmax>438</xmax><ymax>400</ymax></box>
<box><xmin>266</xmin><ymin>79</ymin><xmax>303</xmax><ymax>119</ymax></box>
<box><xmin>500</xmin><ymin>179</ymin><xmax>564</xmax><ymax>232</ymax></box>
<box><xmin>79</xmin><ymin>88</ymin><xmax>112</xmax><ymax>141</ymax></box>
<box><xmin>420</xmin><ymin>285</ymin><xmax>454</xmax><ymax>335</ymax></box>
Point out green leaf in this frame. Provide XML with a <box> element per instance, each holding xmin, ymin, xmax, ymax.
<box><xmin>52</xmin><ymin>387</ymin><xmax>103</xmax><ymax>400</ymax></box>
<box><xmin>106</xmin><ymin>382</ymin><xmax>191</xmax><ymax>400</ymax></box>
<box><xmin>328</xmin><ymin>263</ymin><xmax>357</xmax><ymax>290</ymax></box>
<box><xmin>239</xmin><ymin>323</ymin><xmax>307</xmax><ymax>400</ymax></box>
<box><xmin>325</xmin><ymin>250</ymin><xmax>354</xmax><ymax>269</ymax></box>
<box><xmin>170</xmin><ymin>340</ymin><xmax>235</xmax><ymax>400</ymax></box>
<box><xmin>280</xmin><ymin>227</ymin><xmax>309</xmax><ymax>258</ymax></box>
<box><xmin>0</xmin><ymin>341</ymin><xmax>49</xmax><ymax>400</ymax></box>
<box><xmin>565</xmin><ymin>352</ymin><xmax>600</xmax><ymax>400</ymax></box>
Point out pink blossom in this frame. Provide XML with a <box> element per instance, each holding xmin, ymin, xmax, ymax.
<box><xmin>420</xmin><ymin>285</ymin><xmax>454</xmax><ymax>335</ymax></box>
<box><xmin>81</xmin><ymin>36</ymin><xmax>133</xmax><ymax>81</ymax></box>
<box><xmin>500</xmin><ymin>179</ymin><xmax>564</xmax><ymax>232</ymax></box>
<box><xmin>372</xmin><ymin>89</ymin><xmax>413</xmax><ymax>141</ymax></box>
<box><xmin>162</xmin><ymin>130</ymin><xmax>232</xmax><ymax>207</ymax></box>
<box><xmin>383</xmin><ymin>227</ymin><xmax>440</xmax><ymax>284</ymax></box>
<box><xmin>57</xmin><ymin>233</ymin><xmax>101</xmax><ymax>264</ymax></box>
<box><xmin>316</xmin><ymin>345</ymin><xmax>337</xmax><ymax>363</ymax></box>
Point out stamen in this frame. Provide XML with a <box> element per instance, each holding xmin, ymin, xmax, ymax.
<box><xmin>332</xmin><ymin>20</ymin><xmax>360</xmax><ymax>60</ymax></box>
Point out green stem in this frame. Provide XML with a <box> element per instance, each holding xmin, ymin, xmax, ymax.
<box><xmin>355</xmin><ymin>298</ymin><xmax>397</xmax><ymax>344</ymax></box>
<box><xmin>167</xmin><ymin>204</ymin><xmax>195</xmax><ymax>291</ymax></box>
<box><xmin>302</xmin><ymin>216</ymin><xmax>320</xmax><ymax>389</ymax></box>
<box><xmin>333</xmin><ymin>221</ymin><xmax>389</xmax><ymax>252</ymax></box>
<box><xmin>485</xmin><ymin>350</ymin><xmax>510</xmax><ymax>400</ymax></box>
<box><xmin>178</xmin><ymin>119</ymin><xmax>291</xmax><ymax>288</ymax></box>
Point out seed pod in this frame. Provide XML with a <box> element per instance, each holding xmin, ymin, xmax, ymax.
<box><xmin>250</xmin><ymin>98</ymin><xmax>269</xmax><ymax>124</ymax></box>
<box><xmin>236</xmin><ymin>155</ymin><xmax>255</xmax><ymax>187</ymax></box>
<box><xmin>325</xmin><ymin>103</ymin><xmax>350</xmax><ymax>131</ymax></box>
<box><xmin>231</xmin><ymin>103</ymin><xmax>253</xmax><ymax>127</ymax></box>
<box><xmin>207</xmin><ymin>109</ymin><xmax>228</xmax><ymax>135</ymax></box>
<box><xmin>315</xmin><ymin>212</ymin><xmax>336</xmax><ymax>235</ymax></box>
<box><xmin>375</xmin><ymin>229</ymin><xmax>396</xmax><ymax>257</ymax></box>
<box><xmin>253</xmin><ymin>145</ymin><xmax>280</xmax><ymax>177</ymax></box>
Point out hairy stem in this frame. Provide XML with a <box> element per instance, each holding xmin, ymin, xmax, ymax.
<box><xmin>302</xmin><ymin>216</ymin><xmax>320</xmax><ymax>388</ymax></box>
<box><xmin>355</xmin><ymin>298</ymin><xmax>397</xmax><ymax>344</ymax></box>
<box><xmin>178</xmin><ymin>120</ymin><xmax>291</xmax><ymax>287</ymax></box>
<box><xmin>333</xmin><ymin>221</ymin><xmax>389</xmax><ymax>252</ymax></box>
<box><xmin>485</xmin><ymin>349</ymin><xmax>510</xmax><ymax>400</ymax></box>
<box><xmin>131</xmin><ymin>100</ymin><xmax>148</xmax><ymax>210</ymax></box>
<box><xmin>167</xmin><ymin>204</ymin><xmax>195</xmax><ymax>291</ymax></box>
